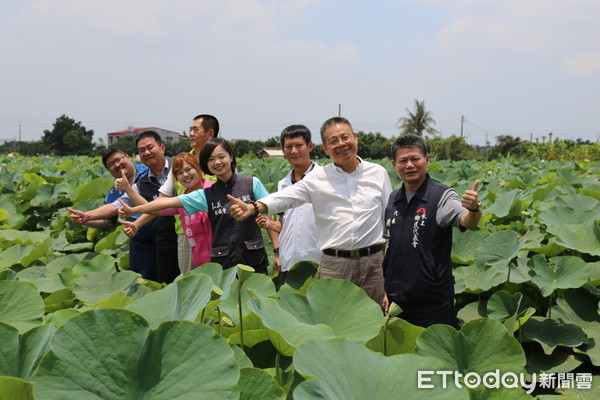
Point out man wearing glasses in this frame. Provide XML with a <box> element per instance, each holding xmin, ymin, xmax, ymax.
<box><xmin>229</xmin><ymin>116</ymin><xmax>391</xmax><ymax>305</ymax></box>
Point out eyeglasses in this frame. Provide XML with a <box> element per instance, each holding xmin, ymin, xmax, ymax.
<box><xmin>325</xmin><ymin>133</ymin><xmax>352</xmax><ymax>147</ymax></box>
<box><xmin>107</xmin><ymin>154</ymin><xmax>127</xmax><ymax>169</ymax></box>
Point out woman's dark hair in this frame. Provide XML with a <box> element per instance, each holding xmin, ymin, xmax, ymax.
<box><xmin>199</xmin><ymin>138</ymin><xmax>237</xmax><ymax>176</ymax></box>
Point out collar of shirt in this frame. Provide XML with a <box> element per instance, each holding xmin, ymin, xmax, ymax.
<box><xmin>147</xmin><ymin>158</ymin><xmax>170</xmax><ymax>185</ymax></box>
<box><xmin>290</xmin><ymin>161</ymin><xmax>317</xmax><ymax>184</ymax></box>
<box><xmin>332</xmin><ymin>156</ymin><xmax>363</xmax><ymax>174</ymax></box>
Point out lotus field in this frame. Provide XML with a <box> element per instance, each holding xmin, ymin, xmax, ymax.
<box><xmin>0</xmin><ymin>154</ymin><xmax>599</xmax><ymax>399</ymax></box>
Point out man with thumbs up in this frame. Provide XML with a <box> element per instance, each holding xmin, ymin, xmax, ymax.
<box><xmin>383</xmin><ymin>134</ymin><xmax>481</xmax><ymax>328</ymax></box>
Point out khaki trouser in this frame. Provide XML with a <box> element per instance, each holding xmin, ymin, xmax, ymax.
<box><xmin>177</xmin><ymin>234</ymin><xmax>195</xmax><ymax>274</ymax></box>
<box><xmin>319</xmin><ymin>251</ymin><xmax>385</xmax><ymax>304</ymax></box>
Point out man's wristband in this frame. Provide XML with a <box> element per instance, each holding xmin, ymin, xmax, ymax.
<box><xmin>468</xmin><ymin>201</ymin><xmax>482</xmax><ymax>213</ymax></box>
<box><xmin>273</xmin><ymin>248</ymin><xmax>280</xmax><ymax>254</ymax></box>
<box><xmin>249</xmin><ymin>200</ymin><xmax>260</xmax><ymax>216</ymax></box>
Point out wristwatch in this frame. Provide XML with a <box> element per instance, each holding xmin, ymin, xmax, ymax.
<box><xmin>273</xmin><ymin>248</ymin><xmax>280</xmax><ymax>254</ymax></box>
<box><xmin>468</xmin><ymin>201</ymin><xmax>482</xmax><ymax>213</ymax></box>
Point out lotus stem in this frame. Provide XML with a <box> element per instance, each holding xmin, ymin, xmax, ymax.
<box><xmin>275</xmin><ymin>352</ymin><xmax>282</xmax><ymax>386</ymax></box>
<box><xmin>548</xmin><ymin>292</ymin><xmax>553</xmax><ymax>319</ymax></box>
<box><xmin>217</xmin><ymin>306</ymin><xmax>222</xmax><ymax>336</ymax></box>
<box><xmin>238</xmin><ymin>281</ymin><xmax>244</xmax><ymax>349</ymax></box>
<box><xmin>201</xmin><ymin>307</ymin><xmax>206</xmax><ymax>324</ymax></box>
<box><xmin>383</xmin><ymin>315</ymin><xmax>390</xmax><ymax>357</ymax></box>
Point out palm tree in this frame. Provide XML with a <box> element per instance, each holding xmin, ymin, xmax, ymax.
<box><xmin>397</xmin><ymin>100</ymin><xmax>439</xmax><ymax>136</ymax></box>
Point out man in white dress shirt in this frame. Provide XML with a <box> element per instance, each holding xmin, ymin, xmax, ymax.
<box><xmin>230</xmin><ymin>117</ymin><xmax>391</xmax><ymax>304</ymax></box>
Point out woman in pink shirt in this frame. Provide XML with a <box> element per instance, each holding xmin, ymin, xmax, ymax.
<box><xmin>119</xmin><ymin>152</ymin><xmax>212</xmax><ymax>268</ymax></box>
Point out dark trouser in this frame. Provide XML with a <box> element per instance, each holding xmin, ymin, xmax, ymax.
<box><xmin>396</xmin><ymin>297</ymin><xmax>456</xmax><ymax>328</ymax></box>
<box><xmin>129</xmin><ymin>239</ymin><xmax>157</xmax><ymax>281</ymax></box>
<box><xmin>156</xmin><ymin>247</ymin><xmax>180</xmax><ymax>284</ymax></box>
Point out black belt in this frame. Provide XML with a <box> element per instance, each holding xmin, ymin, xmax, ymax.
<box><xmin>322</xmin><ymin>244</ymin><xmax>383</xmax><ymax>260</ymax></box>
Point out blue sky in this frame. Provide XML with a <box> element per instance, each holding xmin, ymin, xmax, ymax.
<box><xmin>1</xmin><ymin>0</ymin><xmax>599</xmax><ymax>146</ymax></box>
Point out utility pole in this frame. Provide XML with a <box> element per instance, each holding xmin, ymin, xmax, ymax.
<box><xmin>460</xmin><ymin>115</ymin><xmax>464</xmax><ymax>137</ymax></box>
<box><xmin>338</xmin><ymin>104</ymin><xmax>341</xmax><ymax>117</ymax></box>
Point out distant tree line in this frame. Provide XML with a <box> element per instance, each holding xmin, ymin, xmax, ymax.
<box><xmin>1</xmin><ymin>113</ymin><xmax>598</xmax><ymax>161</ymax></box>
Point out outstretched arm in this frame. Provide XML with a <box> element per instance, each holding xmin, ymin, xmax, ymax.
<box><xmin>119</xmin><ymin>196</ymin><xmax>183</xmax><ymax>219</ymax></box>
<box><xmin>228</xmin><ymin>194</ymin><xmax>267</xmax><ymax>221</ymax></box>
<box><xmin>68</xmin><ymin>204</ymin><xmax>118</xmax><ymax>224</ymax></box>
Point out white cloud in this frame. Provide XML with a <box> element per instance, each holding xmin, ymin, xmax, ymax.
<box><xmin>561</xmin><ymin>52</ymin><xmax>600</xmax><ymax>76</ymax></box>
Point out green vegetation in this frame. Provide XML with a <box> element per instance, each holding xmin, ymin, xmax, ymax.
<box><xmin>1</xmin><ymin>155</ymin><xmax>599</xmax><ymax>398</ymax></box>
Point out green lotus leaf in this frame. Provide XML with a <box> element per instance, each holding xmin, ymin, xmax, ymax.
<box><xmin>0</xmin><ymin>281</ymin><xmax>44</xmax><ymax>333</ymax></box>
<box><xmin>555</xmin><ymin>378</ymin><xmax>600</xmax><ymax>399</ymax></box>
<box><xmin>181</xmin><ymin>262</ymin><xmax>237</xmax><ymax>300</ymax></box>
<box><xmin>539</xmin><ymin>205</ymin><xmax>599</xmax><ymax>227</ymax></box>
<box><xmin>454</xmin><ymin>263</ymin><xmax>506</xmax><ymax>293</ymax></box>
<box><xmin>485</xmin><ymin>190</ymin><xmax>520</xmax><ymax>219</ymax></box>
<box><xmin>91</xmin><ymin>291</ymin><xmax>134</xmax><ymax>309</ymax></box>
<box><xmin>452</xmin><ymin>228</ymin><xmax>489</xmax><ymax>265</ymax></box>
<box><xmin>33</xmin><ymin>309</ymin><xmax>239</xmax><ymax>399</ymax></box>
<box><xmin>0</xmin><ymin>322</ymin><xmax>54</xmax><ymax>380</ymax></box>
<box><xmin>126</xmin><ymin>273</ymin><xmax>213</xmax><ymax>329</ymax></box>
<box><xmin>475</xmin><ymin>230</ymin><xmax>522</xmax><ymax>272</ymax></box>
<box><xmin>223</xmin><ymin>312</ymin><xmax>269</xmax><ymax>348</ymax></box>
<box><xmin>528</xmin><ymin>255</ymin><xmax>589</xmax><ymax>297</ymax></box>
<box><xmin>521</xmin><ymin>317</ymin><xmax>588</xmax><ymax>355</ymax></box>
<box><xmin>0</xmin><ymin>238</ymin><xmax>51</xmax><ymax>269</ymax></box>
<box><xmin>0</xmin><ymin>199</ymin><xmax>25</xmax><ymax>229</ymax></box>
<box><xmin>0</xmin><ymin>229</ymin><xmax>49</xmax><ymax>246</ymax></box>
<box><xmin>44</xmin><ymin>253</ymin><xmax>90</xmax><ymax>274</ymax></box>
<box><xmin>44</xmin><ymin>309</ymin><xmax>81</xmax><ymax>329</ymax></box>
<box><xmin>73</xmin><ymin>270</ymin><xmax>142</xmax><ymax>305</ymax></box>
<box><xmin>237</xmin><ymin>264</ymin><xmax>255</xmax><ymax>282</ymax></box>
<box><xmin>280</xmin><ymin>260</ymin><xmax>320</xmax><ymax>293</ymax></box>
<box><xmin>248</xmin><ymin>279</ymin><xmax>383</xmax><ymax>356</ymax></box>
<box><xmin>94</xmin><ymin>229</ymin><xmax>129</xmax><ymax>252</ymax></box>
<box><xmin>293</xmin><ymin>338</ymin><xmax>468</xmax><ymax>400</ymax></box>
<box><xmin>550</xmin><ymin>290</ymin><xmax>600</xmax><ymax>365</ymax></box>
<box><xmin>18</xmin><ymin>173</ymin><xmax>46</xmax><ymax>201</ymax></box>
<box><xmin>230</xmin><ymin>343</ymin><xmax>253</xmax><ymax>368</ymax></box>
<box><xmin>17</xmin><ymin>266</ymin><xmax>74</xmax><ymax>294</ymax></box>
<box><xmin>238</xmin><ymin>367</ymin><xmax>285</xmax><ymax>400</ymax></box>
<box><xmin>546</xmin><ymin>220</ymin><xmax>600</xmax><ymax>256</ymax></box>
<box><xmin>554</xmin><ymin>193</ymin><xmax>600</xmax><ymax>212</ymax></box>
<box><xmin>72</xmin><ymin>177</ymin><xmax>112</xmax><ymax>204</ymax></box>
<box><xmin>526</xmin><ymin>348</ymin><xmax>582</xmax><ymax>375</ymax></box>
<box><xmin>0</xmin><ymin>376</ymin><xmax>33</xmax><ymax>400</ymax></box>
<box><xmin>72</xmin><ymin>254</ymin><xmax>117</xmax><ymax>277</ymax></box>
<box><xmin>0</xmin><ymin>208</ymin><xmax>8</xmax><ymax>223</ymax></box>
<box><xmin>366</xmin><ymin>317</ymin><xmax>425</xmax><ymax>356</ymax></box>
<box><xmin>43</xmin><ymin>288</ymin><xmax>77</xmax><ymax>313</ymax></box>
<box><xmin>219</xmin><ymin>272</ymin><xmax>276</xmax><ymax>325</ymax></box>
<box><xmin>0</xmin><ymin>269</ymin><xmax>17</xmax><ymax>281</ymax></box>
<box><xmin>30</xmin><ymin>184</ymin><xmax>62</xmax><ymax>207</ymax></box>
<box><xmin>415</xmin><ymin>318</ymin><xmax>526</xmax><ymax>375</ymax></box>
<box><xmin>487</xmin><ymin>291</ymin><xmax>535</xmax><ymax>322</ymax></box>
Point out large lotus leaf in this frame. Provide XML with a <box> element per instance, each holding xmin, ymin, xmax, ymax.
<box><xmin>33</xmin><ymin>309</ymin><xmax>239</xmax><ymax>399</ymax></box>
<box><xmin>94</xmin><ymin>229</ymin><xmax>129</xmax><ymax>253</ymax></box>
<box><xmin>539</xmin><ymin>205</ymin><xmax>599</xmax><ymax>227</ymax></box>
<box><xmin>484</xmin><ymin>190</ymin><xmax>520</xmax><ymax>219</ymax></box>
<box><xmin>415</xmin><ymin>318</ymin><xmax>526</xmax><ymax>375</ymax></box>
<box><xmin>475</xmin><ymin>230</ymin><xmax>522</xmax><ymax>272</ymax></box>
<box><xmin>0</xmin><ymin>199</ymin><xmax>25</xmax><ymax>229</ymax></box>
<box><xmin>237</xmin><ymin>367</ymin><xmax>285</xmax><ymax>400</ymax></box>
<box><xmin>44</xmin><ymin>309</ymin><xmax>81</xmax><ymax>329</ymax></box>
<box><xmin>126</xmin><ymin>273</ymin><xmax>213</xmax><ymax>329</ymax></box>
<box><xmin>43</xmin><ymin>288</ymin><xmax>77</xmax><ymax>313</ymax></box>
<box><xmin>219</xmin><ymin>272</ymin><xmax>276</xmax><ymax>325</ymax></box>
<box><xmin>181</xmin><ymin>262</ymin><xmax>237</xmax><ymax>300</ymax></box>
<box><xmin>72</xmin><ymin>177</ymin><xmax>113</xmax><ymax>204</ymax></box>
<box><xmin>72</xmin><ymin>254</ymin><xmax>118</xmax><ymax>277</ymax></box>
<box><xmin>0</xmin><ymin>269</ymin><xmax>17</xmax><ymax>281</ymax></box>
<box><xmin>73</xmin><ymin>270</ymin><xmax>142</xmax><ymax>305</ymax></box>
<box><xmin>521</xmin><ymin>317</ymin><xmax>588</xmax><ymax>355</ymax></box>
<box><xmin>279</xmin><ymin>260</ymin><xmax>320</xmax><ymax>293</ymax></box>
<box><xmin>550</xmin><ymin>290</ymin><xmax>600</xmax><ymax>365</ymax></box>
<box><xmin>0</xmin><ymin>281</ymin><xmax>44</xmax><ymax>333</ymax></box>
<box><xmin>528</xmin><ymin>255</ymin><xmax>589</xmax><ymax>297</ymax></box>
<box><xmin>0</xmin><ymin>208</ymin><xmax>7</xmax><ymax>223</ymax></box>
<box><xmin>248</xmin><ymin>279</ymin><xmax>383</xmax><ymax>355</ymax></box>
<box><xmin>44</xmin><ymin>253</ymin><xmax>90</xmax><ymax>274</ymax></box>
<box><xmin>546</xmin><ymin>220</ymin><xmax>600</xmax><ymax>256</ymax></box>
<box><xmin>487</xmin><ymin>290</ymin><xmax>535</xmax><ymax>323</ymax></box>
<box><xmin>454</xmin><ymin>263</ymin><xmax>506</xmax><ymax>293</ymax></box>
<box><xmin>554</xmin><ymin>193</ymin><xmax>600</xmax><ymax>212</ymax></box>
<box><xmin>0</xmin><ymin>322</ymin><xmax>54</xmax><ymax>380</ymax></box>
<box><xmin>557</xmin><ymin>379</ymin><xmax>600</xmax><ymax>399</ymax></box>
<box><xmin>30</xmin><ymin>184</ymin><xmax>63</xmax><ymax>208</ymax></box>
<box><xmin>366</xmin><ymin>317</ymin><xmax>425</xmax><ymax>356</ymax></box>
<box><xmin>452</xmin><ymin>228</ymin><xmax>489</xmax><ymax>265</ymax></box>
<box><xmin>17</xmin><ymin>173</ymin><xmax>46</xmax><ymax>201</ymax></box>
<box><xmin>0</xmin><ymin>229</ymin><xmax>49</xmax><ymax>246</ymax></box>
<box><xmin>293</xmin><ymin>338</ymin><xmax>468</xmax><ymax>400</ymax></box>
<box><xmin>0</xmin><ymin>376</ymin><xmax>33</xmax><ymax>400</ymax></box>
<box><xmin>0</xmin><ymin>238</ymin><xmax>51</xmax><ymax>269</ymax></box>
<box><xmin>526</xmin><ymin>349</ymin><xmax>582</xmax><ymax>375</ymax></box>
<box><xmin>16</xmin><ymin>266</ymin><xmax>74</xmax><ymax>294</ymax></box>
<box><xmin>222</xmin><ymin>312</ymin><xmax>270</xmax><ymax>348</ymax></box>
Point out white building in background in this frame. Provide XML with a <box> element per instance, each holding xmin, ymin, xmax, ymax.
<box><xmin>107</xmin><ymin>127</ymin><xmax>186</xmax><ymax>146</ymax></box>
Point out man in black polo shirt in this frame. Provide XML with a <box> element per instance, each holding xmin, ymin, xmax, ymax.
<box><xmin>382</xmin><ymin>134</ymin><xmax>481</xmax><ymax>327</ymax></box>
